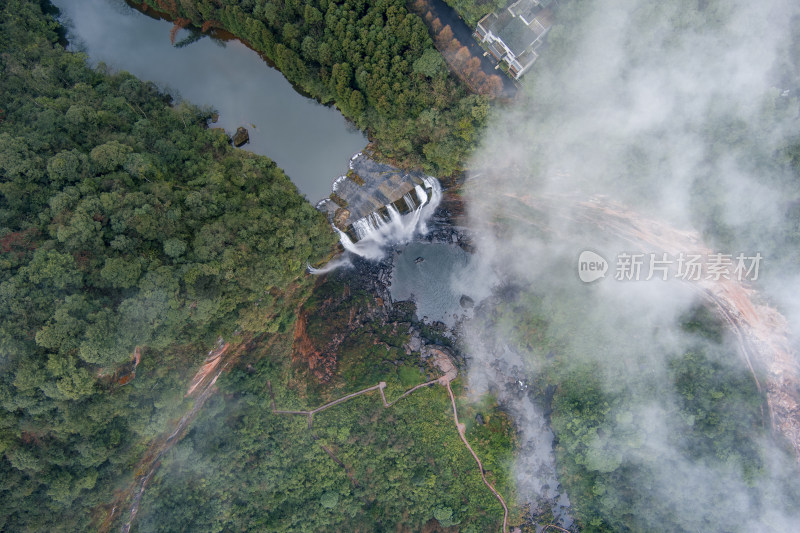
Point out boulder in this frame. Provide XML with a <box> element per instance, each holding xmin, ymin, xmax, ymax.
<box><xmin>404</xmin><ymin>329</ymin><xmax>422</xmax><ymax>354</ymax></box>
<box><xmin>333</xmin><ymin>207</ymin><xmax>351</xmax><ymax>230</ymax></box>
<box><xmin>233</xmin><ymin>126</ymin><xmax>249</xmax><ymax>147</ymax></box>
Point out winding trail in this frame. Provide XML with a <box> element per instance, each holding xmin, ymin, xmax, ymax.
<box><xmin>268</xmin><ymin>379</ymin><xmax>438</xmax><ymax>428</ymax></box>
<box><xmin>269</xmin><ymin>349</ymin><xmax>510</xmax><ymax>532</ymax></box>
<box><xmin>446</xmin><ymin>381</ymin><xmax>510</xmax><ymax>533</ymax></box>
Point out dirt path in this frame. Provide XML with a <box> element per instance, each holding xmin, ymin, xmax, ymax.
<box><xmin>121</xmin><ymin>341</ymin><xmax>234</xmax><ymax>532</ymax></box>
<box><xmin>270</xmin><ymin>347</ymin><xmax>510</xmax><ymax>532</ymax></box>
<box><xmin>269</xmin><ymin>379</ymin><xmax>438</xmax><ymax>427</ymax></box>
<box><xmin>185</xmin><ymin>342</ymin><xmax>229</xmax><ymax>396</ymax></box>
<box><xmin>446</xmin><ymin>381</ymin><xmax>509</xmax><ymax>533</ymax></box>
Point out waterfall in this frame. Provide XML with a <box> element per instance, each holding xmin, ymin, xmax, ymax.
<box><xmin>352</xmin><ymin>218</ymin><xmax>372</xmax><ymax>240</ymax></box>
<box><xmin>403</xmin><ymin>192</ymin><xmax>417</xmax><ymax>212</ymax></box>
<box><xmin>415</xmin><ymin>184</ymin><xmax>428</xmax><ymax>205</ymax></box>
<box><xmin>310</xmin><ymin>176</ymin><xmax>443</xmax><ymax>270</ymax></box>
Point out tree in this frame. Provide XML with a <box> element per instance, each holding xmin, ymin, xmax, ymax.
<box><xmin>100</xmin><ymin>256</ymin><xmax>142</xmax><ymax>288</ymax></box>
<box><xmin>162</xmin><ymin>238</ymin><xmax>187</xmax><ymax>259</ymax></box>
<box><xmin>47</xmin><ymin>150</ymin><xmax>86</xmax><ymax>185</ymax></box>
<box><xmin>433</xmin><ymin>506</ymin><xmax>459</xmax><ymax>527</ymax></box>
<box><xmin>436</xmin><ymin>25</ymin><xmax>454</xmax><ymax>48</ymax></box>
<box><xmin>23</xmin><ymin>249</ymin><xmax>83</xmax><ymax>290</ymax></box>
<box><xmin>348</xmin><ymin>89</ymin><xmax>366</xmax><ymax>114</ymax></box>
<box><xmin>320</xmin><ymin>491</ymin><xmax>339</xmax><ymax>509</ymax></box>
<box><xmin>89</xmin><ymin>141</ymin><xmax>132</xmax><ymax>174</ymax></box>
<box><xmin>412</xmin><ymin>48</ymin><xmax>445</xmax><ymax>78</ymax></box>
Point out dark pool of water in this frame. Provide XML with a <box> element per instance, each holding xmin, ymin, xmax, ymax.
<box><xmin>53</xmin><ymin>0</ymin><xmax>367</xmax><ymax>202</ymax></box>
<box><xmin>390</xmin><ymin>242</ymin><xmax>491</xmax><ymax>327</ymax></box>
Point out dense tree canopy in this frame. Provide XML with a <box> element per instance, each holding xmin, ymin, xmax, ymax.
<box><xmin>0</xmin><ymin>1</ymin><xmax>335</xmax><ymax>529</ymax></box>
<box><xmin>0</xmin><ymin>3</ymin><xmax>523</xmax><ymax>531</ymax></box>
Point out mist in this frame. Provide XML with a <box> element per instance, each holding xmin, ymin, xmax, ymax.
<box><xmin>458</xmin><ymin>0</ymin><xmax>800</xmax><ymax>529</ymax></box>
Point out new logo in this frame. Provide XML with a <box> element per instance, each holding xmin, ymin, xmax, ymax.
<box><xmin>578</xmin><ymin>250</ymin><xmax>608</xmax><ymax>283</ymax></box>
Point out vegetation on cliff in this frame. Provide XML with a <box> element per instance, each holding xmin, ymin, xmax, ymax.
<box><xmin>129</xmin><ymin>276</ymin><xmax>519</xmax><ymax>532</ymax></box>
<box><xmin>486</xmin><ymin>284</ymin><xmax>800</xmax><ymax>532</ymax></box>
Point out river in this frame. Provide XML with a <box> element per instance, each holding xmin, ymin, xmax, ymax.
<box><xmin>52</xmin><ymin>0</ymin><xmax>367</xmax><ymax>203</ymax></box>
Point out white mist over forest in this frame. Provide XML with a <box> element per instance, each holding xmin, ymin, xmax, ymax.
<box><xmin>459</xmin><ymin>0</ymin><xmax>800</xmax><ymax>529</ymax></box>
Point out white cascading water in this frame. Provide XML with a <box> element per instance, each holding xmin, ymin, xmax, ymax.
<box><xmin>403</xmin><ymin>192</ymin><xmax>417</xmax><ymax>211</ymax></box>
<box><xmin>415</xmin><ymin>184</ymin><xmax>427</xmax><ymax>205</ymax></box>
<box><xmin>309</xmin><ymin>176</ymin><xmax>442</xmax><ymax>272</ymax></box>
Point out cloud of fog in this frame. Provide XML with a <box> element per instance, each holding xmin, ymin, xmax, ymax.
<box><xmin>459</xmin><ymin>0</ymin><xmax>800</xmax><ymax>528</ymax></box>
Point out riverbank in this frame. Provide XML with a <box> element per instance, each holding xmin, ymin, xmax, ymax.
<box><xmin>54</xmin><ymin>0</ymin><xmax>367</xmax><ymax>202</ymax></box>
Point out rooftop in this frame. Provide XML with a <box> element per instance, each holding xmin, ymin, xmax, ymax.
<box><xmin>500</xmin><ymin>16</ymin><xmax>539</xmax><ymax>57</ymax></box>
<box><xmin>480</xmin><ymin>4</ymin><xmax>552</xmax><ymax>58</ymax></box>
<box><xmin>509</xmin><ymin>0</ymin><xmax>540</xmax><ymax>24</ymax></box>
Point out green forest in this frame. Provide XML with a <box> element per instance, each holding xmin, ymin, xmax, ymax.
<box><xmin>136</xmin><ymin>0</ymin><xmax>490</xmax><ymax>176</ymax></box>
<box><xmin>132</xmin><ymin>276</ymin><xmax>518</xmax><ymax>532</ymax></box>
<box><xmin>6</xmin><ymin>0</ymin><xmax>800</xmax><ymax>531</ymax></box>
<box><xmin>0</xmin><ymin>2</ymin><xmax>518</xmax><ymax>531</ymax></box>
<box><xmin>0</xmin><ymin>0</ymin><xmax>335</xmax><ymax>529</ymax></box>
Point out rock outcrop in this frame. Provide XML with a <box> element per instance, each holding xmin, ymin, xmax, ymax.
<box><xmin>233</xmin><ymin>126</ymin><xmax>249</xmax><ymax>147</ymax></box>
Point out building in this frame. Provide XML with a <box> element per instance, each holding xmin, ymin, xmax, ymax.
<box><xmin>475</xmin><ymin>0</ymin><xmax>554</xmax><ymax>80</ymax></box>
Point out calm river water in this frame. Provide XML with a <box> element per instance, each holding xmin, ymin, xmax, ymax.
<box><xmin>53</xmin><ymin>0</ymin><xmax>367</xmax><ymax>202</ymax></box>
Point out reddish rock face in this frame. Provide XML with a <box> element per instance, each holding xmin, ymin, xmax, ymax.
<box><xmin>292</xmin><ymin>312</ymin><xmax>338</xmax><ymax>383</ymax></box>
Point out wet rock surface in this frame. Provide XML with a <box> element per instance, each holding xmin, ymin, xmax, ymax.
<box><xmin>319</xmin><ymin>152</ymin><xmax>432</xmax><ymax>225</ymax></box>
